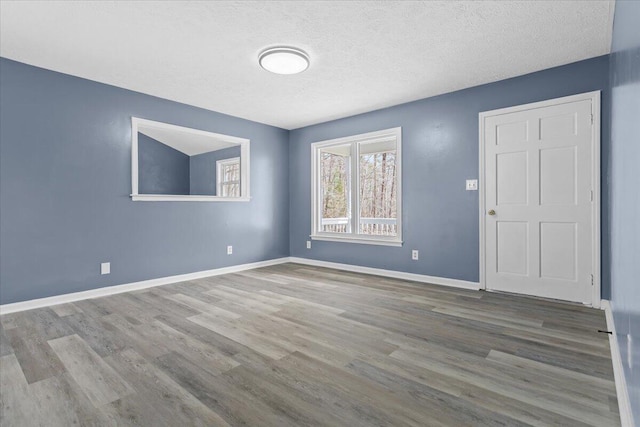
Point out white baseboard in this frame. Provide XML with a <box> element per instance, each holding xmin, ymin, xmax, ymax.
<box><xmin>0</xmin><ymin>256</ymin><xmax>478</xmax><ymax>314</ymax></box>
<box><xmin>0</xmin><ymin>257</ymin><xmax>290</xmax><ymax>315</ymax></box>
<box><xmin>288</xmin><ymin>257</ymin><xmax>480</xmax><ymax>291</ymax></box>
<box><xmin>601</xmin><ymin>300</ymin><xmax>635</xmax><ymax>427</ymax></box>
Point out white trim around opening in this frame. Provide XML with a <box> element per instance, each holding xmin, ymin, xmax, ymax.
<box><xmin>310</xmin><ymin>127</ymin><xmax>403</xmax><ymax>247</ymax></box>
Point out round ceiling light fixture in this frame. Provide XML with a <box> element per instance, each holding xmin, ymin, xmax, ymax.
<box><xmin>258</xmin><ymin>47</ymin><xmax>309</xmax><ymax>75</ymax></box>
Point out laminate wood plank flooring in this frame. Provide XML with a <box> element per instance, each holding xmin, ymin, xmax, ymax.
<box><xmin>0</xmin><ymin>263</ymin><xmax>620</xmax><ymax>426</ymax></box>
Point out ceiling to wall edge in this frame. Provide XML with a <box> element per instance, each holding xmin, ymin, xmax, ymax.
<box><xmin>0</xmin><ymin>51</ymin><xmax>613</xmax><ymax>134</ymax></box>
<box><xmin>0</xmin><ymin>1</ymin><xmax>616</xmax><ymax>131</ymax></box>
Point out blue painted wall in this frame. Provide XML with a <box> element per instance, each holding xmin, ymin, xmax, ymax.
<box><xmin>138</xmin><ymin>134</ymin><xmax>190</xmax><ymax>195</ymax></box>
<box><xmin>289</xmin><ymin>56</ymin><xmax>611</xmax><ymax>295</ymax></box>
<box><xmin>0</xmin><ymin>57</ymin><xmax>290</xmax><ymax>305</ymax></box>
<box><xmin>0</xmin><ymin>55</ymin><xmax>614</xmax><ymax>306</ymax></box>
<box><xmin>190</xmin><ymin>146</ymin><xmax>241</xmax><ymax>196</ymax></box>
<box><xmin>609</xmin><ymin>0</ymin><xmax>640</xmax><ymax>422</ymax></box>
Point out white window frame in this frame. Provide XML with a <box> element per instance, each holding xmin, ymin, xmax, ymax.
<box><xmin>311</xmin><ymin>127</ymin><xmax>402</xmax><ymax>247</ymax></box>
<box><xmin>216</xmin><ymin>157</ymin><xmax>241</xmax><ymax>197</ymax></box>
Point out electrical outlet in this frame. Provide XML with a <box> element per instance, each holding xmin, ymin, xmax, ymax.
<box><xmin>466</xmin><ymin>179</ymin><xmax>478</xmax><ymax>191</ymax></box>
<box><xmin>100</xmin><ymin>262</ymin><xmax>110</xmax><ymax>275</ymax></box>
<box><xmin>306</xmin><ymin>241</ymin><xmax>311</xmax><ymax>249</ymax></box>
<box><xmin>412</xmin><ymin>250</ymin><xmax>419</xmax><ymax>260</ymax></box>
<box><xmin>227</xmin><ymin>245</ymin><xmax>233</xmax><ymax>255</ymax></box>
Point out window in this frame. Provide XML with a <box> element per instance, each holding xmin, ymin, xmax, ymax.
<box><xmin>216</xmin><ymin>157</ymin><xmax>241</xmax><ymax>197</ymax></box>
<box><xmin>311</xmin><ymin>127</ymin><xmax>402</xmax><ymax>246</ymax></box>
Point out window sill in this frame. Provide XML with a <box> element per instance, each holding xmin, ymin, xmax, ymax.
<box><xmin>310</xmin><ymin>234</ymin><xmax>403</xmax><ymax>247</ymax></box>
<box><xmin>131</xmin><ymin>194</ymin><xmax>250</xmax><ymax>202</ymax></box>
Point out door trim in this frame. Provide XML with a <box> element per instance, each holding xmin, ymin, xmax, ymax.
<box><xmin>478</xmin><ymin>91</ymin><xmax>601</xmax><ymax>308</ymax></box>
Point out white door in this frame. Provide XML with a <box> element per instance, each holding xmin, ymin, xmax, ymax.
<box><xmin>481</xmin><ymin>93</ymin><xmax>599</xmax><ymax>305</ymax></box>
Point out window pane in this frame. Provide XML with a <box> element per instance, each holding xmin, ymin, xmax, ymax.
<box><xmin>358</xmin><ymin>140</ymin><xmax>397</xmax><ymax>236</ymax></box>
<box><xmin>319</xmin><ymin>145</ymin><xmax>350</xmax><ymax>233</ymax></box>
<box><xmin>223</xmin><ymin>163</ymin><xmax>239</xmax><ymax>183</ymax></box>
<box><xmin>221</xmin><ymin>182</ymin><xmax>240</xmax><ymax>197</ymax></box>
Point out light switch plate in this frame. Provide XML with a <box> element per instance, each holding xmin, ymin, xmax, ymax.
<box><xmin>466</xmin><ymin>179</ymin><xmax>478</xmax><ymax>191</ymax></box>
<box><xmin>101</xmin><ymin>262</ymin><xmax>110</xmax><ymax>275</ymax></box>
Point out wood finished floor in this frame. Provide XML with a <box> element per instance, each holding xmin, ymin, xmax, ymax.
<box><xmin>0</xmin><ymin>263</ymin><xmax>620</xmax><ymax>426</ymax></box>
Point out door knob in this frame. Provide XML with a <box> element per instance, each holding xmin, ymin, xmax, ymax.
<box><xmin>488</xmin><ymin>209</ymin><xmax>496</xmax><ymax>216</ymax></box>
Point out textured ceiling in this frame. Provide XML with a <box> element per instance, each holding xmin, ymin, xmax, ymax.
<box><xmin>0</xmin><ymin>1</ymin><xmax>614</xmax><ymax>129</ymax></box>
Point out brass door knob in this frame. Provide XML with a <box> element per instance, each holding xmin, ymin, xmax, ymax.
<box><xmin>488</xmin><ymin>209</ymin><xmax>496</xmax><ymax>216</ymax></box>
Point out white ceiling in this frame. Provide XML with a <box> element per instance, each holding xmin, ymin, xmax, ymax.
<box><xmin>0</xmin><ymin>1</ymin><xmax>614</xmax><ymax>130</ymax></box>
<box><xmin>138</xmin><ymin>125</ymin><xmax>238</xmax><ymax>157</ymax></box>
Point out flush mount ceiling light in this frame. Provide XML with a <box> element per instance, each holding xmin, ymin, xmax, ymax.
<box><xmin>258</xmin><ymin>47</ymin><xmax>309</xmax><ymax>75</ymax></box>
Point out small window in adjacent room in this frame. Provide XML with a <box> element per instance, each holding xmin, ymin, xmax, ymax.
<box><xmin>216</xmin><ymin>157</ymin><xmax>241</xmax><ymax>198</ymax></box>
<box><xmin>311</xmin><ymin>127</ymin><xmax>402</xmax><ymax>246</ymax></box>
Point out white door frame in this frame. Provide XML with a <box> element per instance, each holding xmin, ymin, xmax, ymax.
<box><xmin>478</xmin><ymin>91</ymin><xmax>601</xmax><ymax>308</ymax></box>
